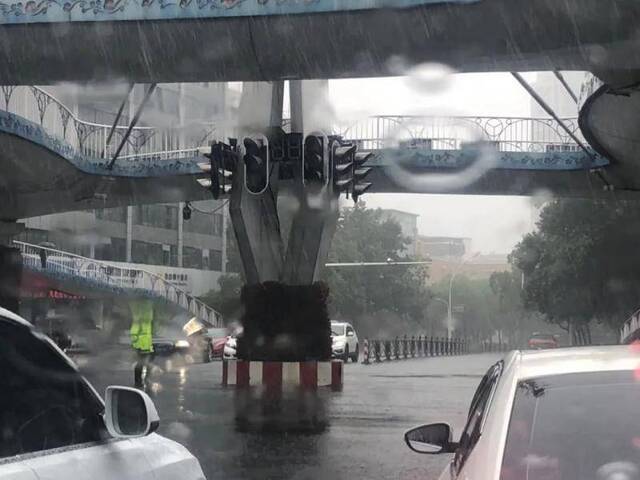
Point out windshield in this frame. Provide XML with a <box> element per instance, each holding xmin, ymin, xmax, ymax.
<box><xmin>331</xmin><ymin>324</ymin><xmax>346</xmax><ymax>336</ymax></box>
<box><xmin>2</xmin><ymin>2</ymin><xmax>639</xmax><ymax>479</ymax></box>
<box><xmin>501</xmin><ymin>371</ymin><xmax>640</xmax><ymax>480</ymax></box>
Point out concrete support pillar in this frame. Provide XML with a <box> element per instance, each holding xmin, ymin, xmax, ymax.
<box><xmin>289</xmin><ymin>80</ymin><xmax>331</xmax><ymax>135</ymax></box>
<box><xmin>230</xmin><ymin>80</ymin><xmax>337</xmax><ymax>286</ymax></box>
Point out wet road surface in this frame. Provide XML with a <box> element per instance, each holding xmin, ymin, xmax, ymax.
<box><xmin>80</xmin><ymin>353</ymin><xmax>502</xmax><ymax>480</ymax></box>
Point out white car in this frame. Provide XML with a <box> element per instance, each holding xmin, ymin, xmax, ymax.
<box><xmin>223</xmin><ymin>335</ymin><xmax>237</xmax><ymax>360</ymax></box>
<box><xmin>331</xmin><ymin>321</ymin><xmax>359</xmax><ymax>362</ymax></box>
<box><xmin>405</xmin><ymin>346</ymin><xmax>640</xmax><ymax>480</ymax></box>
<box><xmin>0</xmin><ymin>306</ymin><xmax>206</xmax><ymax>480</ymax></box>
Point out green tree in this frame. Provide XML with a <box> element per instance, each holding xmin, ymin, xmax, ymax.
<box><xmin>321</xmin><ymin>202</ymin><xmax>431</xmax><ymax>337</ymax></box>
<box><xmin>509</xmin><ymin>198</ymin><xmax>640</xmax><ymax>344</ymax></box>
<box><xmin>429</xmin><ymin>275</ymin><xmax>498</xmax><ymax>340</ymax></box>
<box><xmin>199</xmin><ymin>274</ymin><xmax>243</xmax><ymax>323</ymax></box>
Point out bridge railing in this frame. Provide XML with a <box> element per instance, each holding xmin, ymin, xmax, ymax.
<box><xmin>336</xmin><ymin>115</ymin><xmax>585</xmax><ymax>153</ymax></box>
<box><xmin>0</xmin><ymin>85</ymin><xmax>588</xmax><ymax>164</ymax></box>
<box><xmin>15</xmin><ymin>240</ymin><xmax>222</xmax><ymax>327</ymax></box>
<box><xmin>0</xmin><ymin>86</ymin><xmax>218</xmax><ymax>161</ymax></box>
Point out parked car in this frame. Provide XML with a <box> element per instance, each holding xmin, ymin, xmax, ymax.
<box><xmin>331</xmin><ymin>321</ymin><xmax>359</xmax><ymax>362</ymax></box>
<box><xmin>527</xmin><ymin>332</ymin><xmax>559</xmax><ymax>349</ymax></box>
<box><xmin>0</xmin><ymin>306</ymin><xmax>206</xmax><ymax>480</ymax></box>
<box><xmin>404</xmin><ymin>346</ymin><xmax>640</xmax><ymax>480</ymax></box>
<box><xmin>204</xmin><ymin>327</ymin><xmax>230</xmax><ymax>359</ymax></box>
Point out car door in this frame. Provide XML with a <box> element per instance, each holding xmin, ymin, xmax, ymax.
<box><xmin>449</xmin><ymin>362</ymin><xmax>503</xmax><ymax>480</ymax></box>
<box><xmin>0</xmin><ymin>317</ymin><xmax>156</xmax><ymax>480</ymax></box>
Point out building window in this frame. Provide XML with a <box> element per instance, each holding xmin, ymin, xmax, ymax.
<box><xmin>95</xmin><ymin>207</ymin><xmax>126</xmax><ymax>223</ymax></box>
<box><xmin>134</xmin><ymin>204</ymin><xmax>178</xmax><ymax>230</ymax></box>
<box><xmin>132</xmin><ymin>240</ymin><xmax>164</xmax><ymax>266</ymax></box>
<box><xmin>183</xmin><ymin>246</ymin><xmax>202</xmax><ymax>269</ymax></box>
<box><xmin>209</xmin><ymin>249</ymin><xmax>222</xmax><ymax>271</ymax></box>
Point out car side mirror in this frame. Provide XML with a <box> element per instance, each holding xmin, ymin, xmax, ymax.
<box><xmin>347</xmin><ymin>331</ymin><xmax>355</xmax><ymax>337</ymax></box>
<box><xmin>404</xmin><ymin>423</ymin><xmax>457</xmax><ymax>454</ymax></box>
<box><xmin>104</xmin><ymin>386</ymin><xmax>160</xmax><ymax>438</ymax></box>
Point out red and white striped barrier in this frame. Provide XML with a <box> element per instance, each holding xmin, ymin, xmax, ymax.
<box><xmin>223</xmin><ymin>360</ymin><xmax>343</xmax><ymax>391</ymax></box>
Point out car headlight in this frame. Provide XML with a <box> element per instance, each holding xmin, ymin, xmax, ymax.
<box><xmin>175</xmin><ymin>340</ymin><xmax>190</xmax><ymax>348</ymax></box>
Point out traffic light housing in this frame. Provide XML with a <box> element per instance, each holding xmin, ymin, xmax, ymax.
<box><xmin>352</xmin><ymin>151</ymin><xmax>373</xmax><ymax>202</ymax></box>
<box><xmin>242</xmin><ymin>135</ymin><xmax>269</xmax><ymax>194</ymax></box>
<box><xmin>197</xmin><ymin>141</ymin><xmax>237</xmax><ymax>199</ymax></box>
<box><xmin>331</xmin><ymin>141</ymin><xmax>356</xmax><ymax>196</ymax></box>
<box><xmin>330</xmin><ymin>140</ymin><xmax>373</xmax><ymax>202</ymax></box>
<box><xmin>303</xmin><ymin>133</ymin><xmax>328</xmax><ymax>188</ymax></box>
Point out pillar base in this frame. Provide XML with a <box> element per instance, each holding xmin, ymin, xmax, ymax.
<box><xmin>223</xmin><ymin>360</ymin><xmax>342</xmax><ymax>391</ymax></box>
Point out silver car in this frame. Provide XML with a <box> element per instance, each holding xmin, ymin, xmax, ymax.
<box><xmin>405</xmin><ymin>346</ymin><xmax>640</xmax><ymax>480</ymax></box>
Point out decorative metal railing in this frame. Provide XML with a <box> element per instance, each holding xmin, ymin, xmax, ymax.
<box><xmin>0</xmin><ymin>86</ymin><xmax>219</xmax><ymax>161</ymax></box>
<box><xmin>0</xmin><ymin>86</ymin><xmax>589</xmax><ymax>165</ymax></box>
<box><xmin>15</xmin><ymin>240</ymin><xmax>222</xmax><ymax>327</ymax></box>
<box><xmin>336</xmin><ymin>115</ymin><xmax>586</xmax><ymax>153</ymax></box>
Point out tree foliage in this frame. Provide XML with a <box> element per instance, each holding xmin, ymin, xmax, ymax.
<box><xmin>321</xmin><ymin>202</ymin><xmax>431</xmax><ymax>337</ymax></box>
<box><xmin>510</xmin><ymin>198</ymin><xmax>640</xmax><ymax>333</ymax></box>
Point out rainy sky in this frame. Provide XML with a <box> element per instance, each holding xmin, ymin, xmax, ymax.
<box><xmin>330</xmin><ymin>71</ymin><xmax>543</xmax><ymax>254</ymax></box>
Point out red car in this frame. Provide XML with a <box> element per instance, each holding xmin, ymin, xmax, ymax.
<box><xmin>527</xmin><ymin>332</ymin><xmax>559</xmax><ymax>349</ymax></box>
<box><xmin>211</xmin><ymin>336</ymin><xmax>228</xmax><ymax>359</ymax></box>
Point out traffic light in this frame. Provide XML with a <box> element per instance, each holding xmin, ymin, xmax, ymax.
<box><xmin>182</xmin><ymin>202</ymin><xmax>192</xmax><ymax>221</ymax></box>
<box><xmin>331</xmin><ymin>141</ymin><xmax>356</xmax><ymax>196</ymax></box>
<box><xmin>197</xmin><ymin>142</ymin><xmax>237</xmax><ymax>199</ymax></box>
<box><xmin>303</xmin><ymin>133</ymin><xmax>328</xmax><ymax>187</ymax></box>
<box><xmin>242</xmin><ymin>135</ymin><xmax>269</xmax><ymax>194</ymax></box>
<box><xmin>329</xmin><ymin>140</ymin><xmax>373</xmax><ymax>202</ymax></box>
<box><xmin>352</xmin><ymin>150</ymin><xmax>374</xmax><ymax>202</ymax></box>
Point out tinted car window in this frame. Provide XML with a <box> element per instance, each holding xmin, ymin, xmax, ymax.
<box><xmin>454</xmin><ymin>363</ymin><xmax>502</xmax><ymax>474</ymax></box>
<box><xmin>501</xmin><ymin>371</ymin><xmax>640</xmax><ymax>480</ymax></box>
<box><xmin>0</xmin><ymin>320</ymin><xmax>107</xmax><ymax>459</ymax></box>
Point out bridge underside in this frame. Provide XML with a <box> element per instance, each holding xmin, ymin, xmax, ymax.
<box><xmin>0</xmin><ymin>131</ymin><xmax>210</xmax><ymax>220</ymax></box>
<box><xmin>0</xmin><ymin>131</ymin><xmax>620</xmax><ymax>221</ymax></box>
<box><xmin>1</xmin><ymin>0</ymin><xmax>639</xmax><ymax>84</ymax></box>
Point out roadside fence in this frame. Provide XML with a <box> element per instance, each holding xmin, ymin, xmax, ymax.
<box><xmin>362</xmin><ymin>335</ymin><xmax>469</xmax><ymax>365</ymax></box>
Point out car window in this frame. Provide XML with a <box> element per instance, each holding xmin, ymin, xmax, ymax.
<box><xmin>0</xmin><ymin>320</ymin><xmax>107</xmax><ymax>459</ymax></box>
<box><xmin>454</xmin><ymin>362</ymin><xmax>502</xmax><ymax>475</ymax></box>
<box><xmin>346</xmin><ymin>326</ymin><xmax>354</xmax><ymax>335</ymax></box>
<box><xmin>331</xmin><ymin>325</ymin><xmax>345</xmax><ymax>336</ymax></box>
<box><xmin>500</xmin><ymin>370</ymin><xmax>640</xmax><ymax>480</ymax></box>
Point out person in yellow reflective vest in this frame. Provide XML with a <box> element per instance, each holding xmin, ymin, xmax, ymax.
<box><xmin>129</xmin><ymin>298</ymin><xmax>155</xmax><ymax>388</ymax></box>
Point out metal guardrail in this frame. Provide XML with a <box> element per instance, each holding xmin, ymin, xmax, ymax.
<box><xmin>361</xmin><ymin>335</ymin><xmax>469</xmax><ymax>364</ymax></box>
<box><xmin>620</xmin><ymin>309</ymin><xmax>640</xmax><ymax>344</ymax></box>
<box><xmin>361</xmin><ymin>335</ymin><xmax>510</xmax><ymax>364</ymax></box>
<box><xmin>15</xmin><ymin>240</ymin><xmax>222</xmax><ymax>327</ymax></box>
